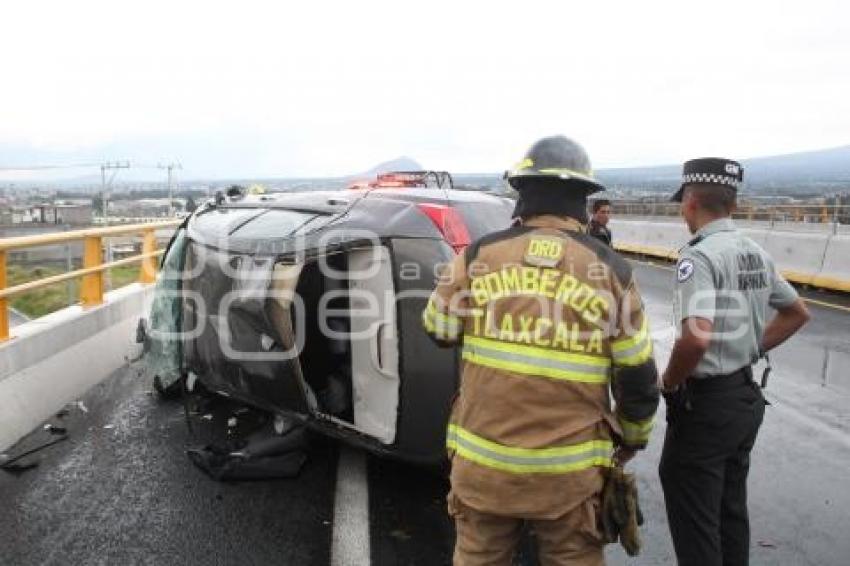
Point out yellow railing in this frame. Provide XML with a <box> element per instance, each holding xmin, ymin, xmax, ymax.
<box><xmin>0</xmin><ymin>220</ymin><xmax>181</xmax><ymax>342</ymax></box>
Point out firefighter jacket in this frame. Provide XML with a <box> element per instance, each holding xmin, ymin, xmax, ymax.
<box><xmin>422</xmin><ymin>215</ymin><xmax>659</xmax><ymax>519</ymax></box>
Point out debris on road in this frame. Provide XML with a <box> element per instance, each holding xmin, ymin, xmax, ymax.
<box><xmin>188</xmin><ymin>448</ymin><xmax>307</xmax><ymax>481</ymax></box>
<box><xmin>0</xmin><ymin>433</ymin><xmax>68</xmax><ymax>474</ymax></box>
<box><xmin>188</xmin><ymin>425</ymin><xmax>308</xmax><ymax>481</ymax></box>
<box><xmin>43</xmin><ymin>424</ymin><xmax>67</xmax><ymax>435</ymax></box>
<box><xmin>0</xmin><ymin>461</ymin><xmax>40</xmax><ymax>473</ymax></box>
<box><xmin>188</xmin><ymin>427</ymin><xmax>308</xmax><ymax>481</ymax></box>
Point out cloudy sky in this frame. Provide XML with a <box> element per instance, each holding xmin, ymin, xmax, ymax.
<box><xmin>1</xmin><ymin>0</ymin><xmax>848</xmax><ymax>179</ymax></box>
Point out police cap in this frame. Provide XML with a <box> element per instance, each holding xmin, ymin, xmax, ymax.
<box><xmin>671</xmin><ymin>157</ymin><xmax>744</xmax><ymax>202</ymax></box>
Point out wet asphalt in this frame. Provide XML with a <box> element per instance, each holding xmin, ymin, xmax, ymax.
<box><xmin>0</xmin><ymin>366</ymin><xmax>337</xmax><ymax>566</ymax></box>
<box><xmin>1</xmin><ymin>258</ymin><xmax>849</xmax><ymax>565</ymax></box>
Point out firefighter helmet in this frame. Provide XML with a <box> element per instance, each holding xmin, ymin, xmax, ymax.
<box><xmin>507</xmin><ymin>135</ymin><xmax>605</xmax><ymax>194</ymax></box>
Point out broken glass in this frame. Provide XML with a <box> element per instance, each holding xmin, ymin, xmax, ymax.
<box><xmin>143</xmin><ymin>228</ymin><xmax>188</xmax><ymax>392</ymax></box>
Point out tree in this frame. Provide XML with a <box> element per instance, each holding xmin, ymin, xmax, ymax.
<box><xmin>185</xmin><ymin>195</ymin><xmax>198</xmax><ymax>213</ymax></box>
<box><xmin>226</xmin><ymin>184</ymin><xmax>246</xmax><ymax>197</ymax></box>
<box><xmin>92</xmin><ymin>193</ymin><xmax>105</xmax><ymax>215</ymax></box>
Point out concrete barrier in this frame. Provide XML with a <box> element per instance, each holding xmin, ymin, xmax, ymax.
<box><xmin>760</xmin><ymin>231</ymin><xmax>831</xmax><ymax>286</ymax></box>
<box><xmin>611</xmin><ymin>218</ymin><xmax>850</xmax><ymax>293</ymax></box>
<box><xmin>609</xmin><ymin>219</ymin><xmax>681</xmax><ymax>259</ymax></box>
<box><xmin>738</xmin><ymin>227</ymin><xmax>770</xmax><ymax>248</ymax></box>
<box><xmin>813</xmin><ymin>235</ymin><xmax>850</xmax><ymax>292</ymax></box>
<box><xmin>0</xmin><ymin>284</ymin><xmax>153</xmax><ymax>452</ymax></box>
<box><xmin>641</xmin><ymin>221</ymin><xmax>690</xmax><ymax>260</ymax></box>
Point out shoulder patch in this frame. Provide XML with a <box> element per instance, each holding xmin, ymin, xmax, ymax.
<box><xmin>677</xmin><ymin>258</ymin><xmax>695</xmax><ymax>282</ymax></box>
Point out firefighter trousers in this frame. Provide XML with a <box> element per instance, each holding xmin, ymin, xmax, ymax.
<box><xmin>449</xmin><ymin>493</ymin><xmax>604</xmax><ymax>566</ymax></box>
<box><xmin>659</xmin><ymin>370</ymin><xmax>765</xmax><ymax>566</ymax></box>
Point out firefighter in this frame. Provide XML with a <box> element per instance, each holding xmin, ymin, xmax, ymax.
<box><xmin>588</xmin><ymin>199</ymin><xmax>613</xmax><ymax>246</ymax></box>
<box><xmin>659</xmin><ymin>158</ymin><xmax>811</xmax><ymax>565</ymax></box>
<box><xmin>422</xmin><ymin>135</ymin><xmax>660</xmax><ymax>565</ymax></box>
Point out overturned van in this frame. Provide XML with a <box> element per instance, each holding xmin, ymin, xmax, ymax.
<box><xmin>145</xmin><ymin>176</ymin><xmax>514</xmax><ymax>465</ymax></box>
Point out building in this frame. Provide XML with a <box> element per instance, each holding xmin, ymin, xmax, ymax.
<box><xmin>55</xmin><ymin>204</ymin><xmax>93</xmax><ymax>225</ymax></box>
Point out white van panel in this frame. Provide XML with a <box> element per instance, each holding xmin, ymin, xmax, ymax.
<box><xmin>347</xmin><ymin>247</ymin><xmax>400</xmax><ymax>444</ymax></box>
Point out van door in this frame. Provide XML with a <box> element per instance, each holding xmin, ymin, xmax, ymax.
<box><xmin>346</xmin><ymin>246</ymin><xmax>400</xmax><ymax>444</ymax></box>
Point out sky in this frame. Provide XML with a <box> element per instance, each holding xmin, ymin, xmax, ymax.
<box><xmin>1</xmin><ymin>0</ymin><xmax>848</xmax><ymax>180</ymax></box>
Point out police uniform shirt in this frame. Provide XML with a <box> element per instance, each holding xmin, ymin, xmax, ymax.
<box><xmin>673</xmin><ymin>218</ymin><xmax>799</xmax><ymax>377</ymax></box>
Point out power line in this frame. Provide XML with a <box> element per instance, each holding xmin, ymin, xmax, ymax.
<box><xmin>0</xmin><ymin>163</ymin><xmax>104</xmax><ymax>171</ymax></box>
<box><xmin>0</xmin><ymin>161</ymin><xmax>176</xmax><ymax>172</ymax></box>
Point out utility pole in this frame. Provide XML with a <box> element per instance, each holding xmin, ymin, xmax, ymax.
<box><xmin>100</xmin><ymin>161</ymin><xmax>130</xmax><ymax>224</ymax></box>
<box><xmin>99</xmin><ymin>161</ymin><xmax>129</xmax><ymax>292</ymax></box>
<box><xmin>158</xmin><ymin>162</ymin><xmax>182</xmax><ymax>217</ymax></box>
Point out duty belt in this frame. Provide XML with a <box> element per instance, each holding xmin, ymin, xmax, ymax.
<box><xmin>687</xmin><ymin>366</ymin><xmax>755</xmax><ymax>395</ymax></box>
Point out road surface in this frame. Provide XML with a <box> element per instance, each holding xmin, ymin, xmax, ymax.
<box><xmin>2</xmin><ymin>258</ymin><xmax>848</xmax><ymax>565</ymax></box>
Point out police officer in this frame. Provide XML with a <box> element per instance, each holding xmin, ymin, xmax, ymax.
<box><xmin>422</xmin><ymin>135</ymin><xmax>660</xmax><ymax>565</ymax></box>
<box><xmin>659</xmin><ymin>158</ymin><xmax>811</xmax><ymax>565</ymax></box>
<box><xmin>588</xmin><ymin>199</ymin><xmax>613</xmax><ymax>246</ymax></box>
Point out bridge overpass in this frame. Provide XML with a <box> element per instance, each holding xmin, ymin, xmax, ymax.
<box><xmin>1</xmin><ymin>215</ymin><xmax>849</xmax><ymax>565</ymax></box>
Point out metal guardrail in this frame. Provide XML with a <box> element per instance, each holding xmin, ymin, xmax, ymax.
<box><xmin>0</xmin><ymin>220</ymin><xmax>181</xmax><ymax>342</ymax></box>
<box><xmin>612</xmin><ymin>203</ymin><xmax>850</xmax><ymax>224</ymax></box>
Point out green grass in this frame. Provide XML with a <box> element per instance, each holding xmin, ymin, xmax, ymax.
<box><xmin>8</xmin><ymin>264</ymin><xmax>77</xmax><ymax>318</ymax></box>
<box><xmin>108</xmin><ymin>264</ymin><xmax>142</xmax><ymax>291</ymax></box>
<box><xmin>7</xmin><ymin>262</ymin><xmax>143</xmax><ymax>318</ymax></box>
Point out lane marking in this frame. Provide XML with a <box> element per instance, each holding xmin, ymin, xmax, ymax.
<box><xmin>800</xmin><ymin>296</ymin><xmax>850</xmax><ymax>314</ymax></box>
<box><xmin>628</xmin><ymin>257</ymin><xmax>850</xmax><ymax>313</ymax></box>
<box><xmin>331</xmin><ymin>446</ymin><xmax>371</xmax><ymax>566</ymax></box>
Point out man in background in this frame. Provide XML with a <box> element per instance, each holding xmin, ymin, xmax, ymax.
<box><xmin>588</xmin><ymin>199</ymin><xmax>612</xmax><ymax>246</ymax></box>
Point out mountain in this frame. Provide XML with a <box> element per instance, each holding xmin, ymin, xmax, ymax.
<box><xmin>347</xmin><ymin>156</ymin><xmax>423</xmax><ymax>180</ymax></box>
<box><xmin>597</xmin><ymin>145</ymin><xmax>850</xmax><ymax>195</ymax></box>
<box><xmin>446</xmin><ymin>146</ymin><xmax>850</xmax><ymax>196</ymax></box>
